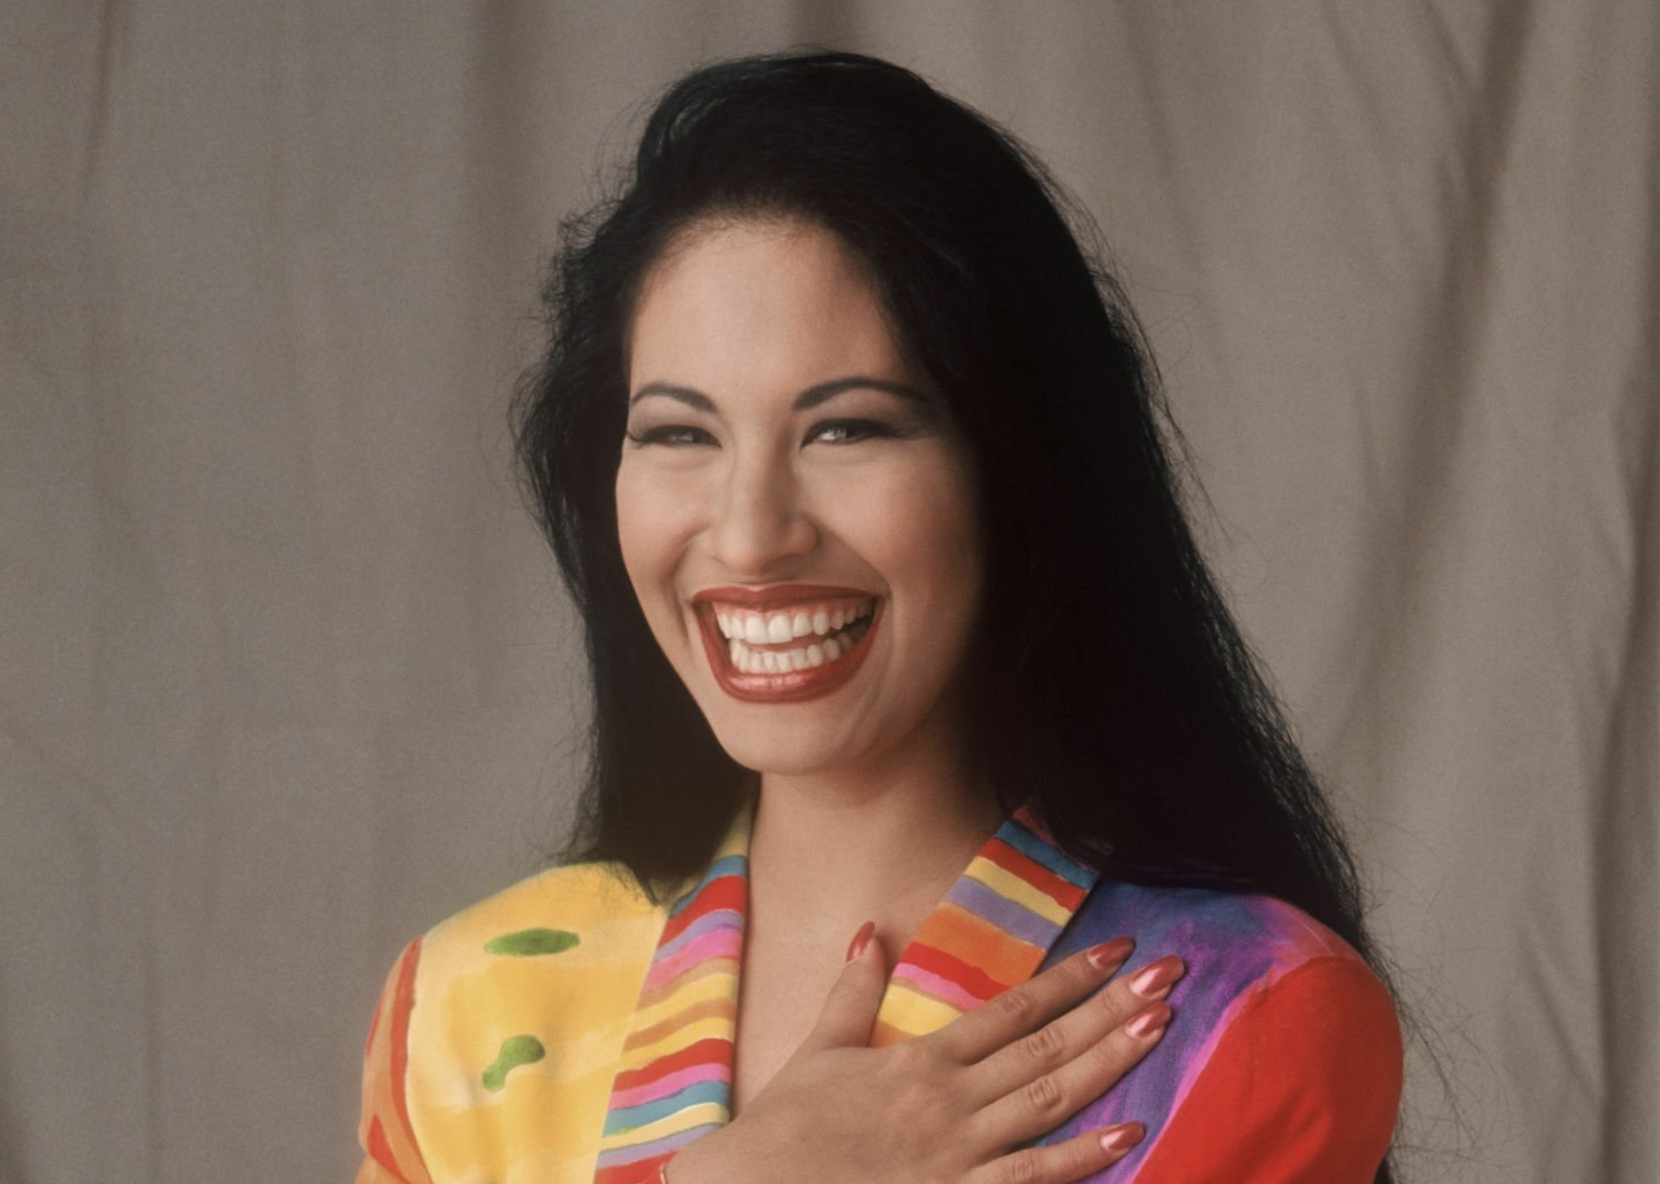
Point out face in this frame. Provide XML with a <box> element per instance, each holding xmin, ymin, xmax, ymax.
<box><xmin>616</xmin><ymin>219</ymin><xmax>984</xmax><ymax>780</ymax></box>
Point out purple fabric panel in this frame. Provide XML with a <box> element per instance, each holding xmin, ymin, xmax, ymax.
<box><xmin>1032</xmin><ymin>883</ymin><xmax>1312</xmax><ymax>1181</ymax></box>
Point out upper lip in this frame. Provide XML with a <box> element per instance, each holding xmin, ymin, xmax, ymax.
<box><xmin>691</xmin><ymin>584</ymin><xmax>876</xmax><ymax>611</ymax></box>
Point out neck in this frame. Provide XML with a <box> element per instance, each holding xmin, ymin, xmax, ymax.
<box><xmin>745</xmin><ymin>718</ymin><xmax>1002</xmax><ymax>959</ymax></box>
<box><xmin>728</xmin><ymin>716</ymin><xmax>1001</xmax><ymax>1111</ymax></box>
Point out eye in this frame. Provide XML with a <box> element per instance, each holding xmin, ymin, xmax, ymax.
<box><xmin>805</xmin><ymin>419</ymin><xmax>899</xmax><ymax>446</ymax></box>
<box><xmin>625</xmin><ymin>423</ymin><xmax>716</xmax><ymax>448</ymax></box>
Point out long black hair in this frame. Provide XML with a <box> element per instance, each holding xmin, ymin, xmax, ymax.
<box><xmin>516</xmin><ymin>48</ymin><xmax>1389</xmax><ymax>1040</ymax></box>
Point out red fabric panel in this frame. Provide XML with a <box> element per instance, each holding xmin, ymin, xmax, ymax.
<box><xmin>1128</xmin><ymin>957</ymin><xmax>1401</xmax><ymax>1183</ymax></box>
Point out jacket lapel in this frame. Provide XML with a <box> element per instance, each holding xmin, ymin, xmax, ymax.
<box><xmin>594</xmin><ymin>806</ymin><xmax>1097</xmax><ymax>1181</ymax></box>
<box><xmin>873</xmin><ymin>806</ymin><xmax>1098</xmax><ymax>1044</ymax></box>
<box><xmin>594</xmin><ymin>818</ymin><xmax>749</xmax><ymax>1184</ymax></box>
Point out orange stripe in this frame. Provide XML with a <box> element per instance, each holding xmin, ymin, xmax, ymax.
<box><xmin>871</xmin><ymin>1019</ymin><xmax>907</xmax><ymax>1047</ymax></box>
<box><xmin>621</xmin><ymin>994</ymin><xmax>738</xmax><ymax>1055</ymax></box>
<box><xmin>635</xmin><ymin>953</ymin><xmax>739</xmax><ymax>1011</ymax></box>
<box><xmin>359</xmin><ymin>939</ymin><xmax>431</xmax><ymax>1184</ymax></box>
<box><xmin>909</xmin><ymin>903</ymin><xmax>1039</xmax><ymax>987</ymax></box>
<box><xmin>388</xmin><ymin>939</ymin><xmax>423</xmax><ymax>1145</ymax></box>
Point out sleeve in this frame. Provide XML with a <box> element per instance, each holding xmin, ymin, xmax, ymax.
<box><xmin>355</xmin><ymin>938</ymin><xmax>435</xmax><ymax>1184</ymax></box>
<box><xmin>1126</xmin><ymin>955</ymin><xmax>1403</xmax><ymax>1183</ymax></box>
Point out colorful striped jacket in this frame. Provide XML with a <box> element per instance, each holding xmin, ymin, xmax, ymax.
<box><xmin>356</xmin><ymin>807</ymin><xmax>1401</xmax><ymax>1183</ymax></box>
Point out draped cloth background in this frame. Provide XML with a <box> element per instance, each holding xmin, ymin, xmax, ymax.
<box><xmin>2</xmin><ymin>4</ymin><xmax>1653</xmax><ymax>1182</ymax></box>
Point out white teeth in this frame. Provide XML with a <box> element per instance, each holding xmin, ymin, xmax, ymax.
<box><xmin>713</xmin><ymin>599</ymin><xmax>875</xmax><ymax>648</ymax></box>
<box><xmin>724</xmin><ymin>626</ymin><xmax>868</xmax><ymax>675</ymax></box>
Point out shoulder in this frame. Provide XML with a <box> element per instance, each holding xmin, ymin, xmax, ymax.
<box><xmin>1061</xmin><ymin>877</ymin><xmax>1367</xmax><ymax>971</ymax></box>
<box><xmin>358</xmin><ymin>861</ymin><xmax>669</xmax><ymax>1184</ymax></box>
<box><xmin>416</xmin><ymin>857</ymin><xmax>665</xmax><ymax>985</ymax></box>
<box><xmin>406</xmin><ymin>858</ymin><xmax>666</xmax><ymax>1049</ymax></box>
<box><xmin>1046</xmin><ymin>882</ymin><xmax>1402</xmax><ymax>1183</ymax></box>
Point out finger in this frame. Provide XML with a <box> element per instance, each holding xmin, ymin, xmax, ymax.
<box><xmin>967</xmin><ymin>954</ymin><xmax>1184</xmax><ymax>1104</ymax></box>
<box><xmin>963</xmin><ymin>1122</ymin><xmax>1145</xmax><ymax>1184</ymax></box>
<box><xmin>933</xmin><ymin>937</ymin><xmax>1135</xmax><ymax>1064</ymax></box>
<box><xmin>799</xmin><ymin>921</ymin><xmax>888</xmax><ymax>1052</ymax></box>
<box><xmin>974</xmin><ymin>1001</ymin><xmax>1170</xmax><ymax>1150</ymax></box>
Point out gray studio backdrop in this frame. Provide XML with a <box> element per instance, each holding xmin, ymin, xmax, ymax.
<box><xmin>2</xmin><ymin>4</ymin><xmax>1654</xmax><ymax>1183</ymax></box>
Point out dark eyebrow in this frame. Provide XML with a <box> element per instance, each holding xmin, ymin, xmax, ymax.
<box><xmin>628</xmin><ymin>383</ymin><xmax>716</xmax><ymax>411</ymax></box>
<box><xmin>627</xmin><ymin>377</ymin><xmax>925</xmax><ymax>411</ymax></box>
<box><xmin>793</xmin><ymin>377</ymin><xmax>926</xmax><ymax>411</ymax></box>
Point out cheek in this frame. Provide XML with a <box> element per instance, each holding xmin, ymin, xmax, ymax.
<box><xmin>614</xmin><ymin>466</ymin><xmax>695</xmax><ymax>626</ymax></box>
<box><xmin>842</xmin><ymin>460</ymin><xmax>983</xmax><ymax>623</ymax></box>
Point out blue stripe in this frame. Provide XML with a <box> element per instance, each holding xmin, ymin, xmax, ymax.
<box><xmin>996</xmin><ymin>818</ymin><xmax>1093</xmax><ymax>887</ymax></box>
<box><xmin>602</xmin><ymin>1080</ymin><xmax>729</xmax><ymax>1135</ymax></box>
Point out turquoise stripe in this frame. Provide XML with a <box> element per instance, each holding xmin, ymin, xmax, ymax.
<box><xmin>602</xmin><ymin>1080</ymin><xmax>728</xmax><ymax>1135</ymax></box>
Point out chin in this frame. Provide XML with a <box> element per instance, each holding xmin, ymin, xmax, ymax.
<box><xmin>696</xmin><ymin>703</ymin><xmax>871</xmax><ymax>779</ymax></box>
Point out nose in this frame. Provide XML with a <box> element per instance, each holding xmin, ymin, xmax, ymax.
<box><xmin>705</xmin><ymin>448</ymin><xmax>818</xmax><ymax>576</ymax></box>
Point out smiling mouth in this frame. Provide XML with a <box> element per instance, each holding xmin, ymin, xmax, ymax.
<box><xmin>692</xmin><ymin>588</ymin><xmax>880</xmax><ymax>702</ymax></box>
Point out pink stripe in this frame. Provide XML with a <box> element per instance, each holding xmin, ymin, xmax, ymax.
<box><xmin>643</xmin><ymin>927</ymin><xmax>742</xmax><ymax>991</ymax></box>
<box><xmin>608</xmin><ymin>1061</ymin><xmax>727</xmax><ymax>1110</ymax></box>
<box><xmin>1155</xmin><ymin>981</ymin><xmax>1258</xmax><ymax>1130</ymax></box>
<box><xmin>891</xmin><ymin>962</ymin><xmax>983</xmax><ymax>1013</ymax></box>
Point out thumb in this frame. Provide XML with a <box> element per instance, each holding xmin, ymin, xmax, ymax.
<box><xmin>801</xmin><ymin>921</ymin><xmax>887</xmax><ymax>1052</ymax></box>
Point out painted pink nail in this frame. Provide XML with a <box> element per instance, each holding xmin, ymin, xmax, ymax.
<box><xmin>845</xmin><ymin>920</ymin><xmax>876</xmax><ymax>963</ymax></box>
<box><xmin>1126</xmin><ymin>1002</ymin><xmax>1170</xmax><ymax>1039</ymax></box>
<box><xmin>1128</xmin><ymin>955</ymin><xmax>1184</xmax><ymax>999</ymax></box>
<box><xmin>1099</xmin><ymin>1122</ymin><xmax>1145</xmax><ymax>1153</ymax></box>
<box><xmin>1086</xmin><ymin>936</ymin><xmax>1135</xmax><ymax>970</ymax></box>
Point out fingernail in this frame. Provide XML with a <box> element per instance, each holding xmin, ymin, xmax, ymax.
<box><xmin>845</xmin><ymin>920</ymin><xmax>876</xmax><ymax>963</ymax></box>
<box><xmin>1086</xmin><ymin>936</ymin><xmax>1135</xmax><ymax>970</ymax></box>
<box><xmin>1099</xmin><ymin>1122</ymin><xmax>1145</xmax><ymax>1153</ymax></box>
<box><xmin>1126</xmin><ymin>1002</ymin><xmax>1169</xmax><ymax>1039</ymax></box>
<box><xmin>1128</xmin><ymin>955</ymin><xmax>1184</xmax><ymax>1000</ymax></box>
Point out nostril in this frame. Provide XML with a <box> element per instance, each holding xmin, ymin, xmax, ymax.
<box><xmin>708</xmin><ymin>487</ymin><xmax>819</xmax><ymax>574</ymax></box>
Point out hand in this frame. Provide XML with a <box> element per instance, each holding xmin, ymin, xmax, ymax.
<box><xmin>667</xmin><ymin>928</ymin><xmax>1182</xmax><ymax>1184</ymax></box>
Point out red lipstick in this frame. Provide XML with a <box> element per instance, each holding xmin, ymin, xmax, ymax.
<box><xmin>691</xmin><ymin>585</ymin><xmax>881</xmax><ymax>703</ymax></box>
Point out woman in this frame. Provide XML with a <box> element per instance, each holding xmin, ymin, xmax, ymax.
<box><xmin>356</xmin><ymin>52</ymin><xmax>1402</xmax><ymax>1184</ymax></box>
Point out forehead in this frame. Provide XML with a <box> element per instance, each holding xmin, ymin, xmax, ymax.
<box><xmin>628</xmin><ymin>218</ymin><xmax>912</xmax><ymax>394</ymax></box>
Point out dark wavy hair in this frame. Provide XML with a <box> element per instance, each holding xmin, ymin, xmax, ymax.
<box><xmin>515</xmin><ymin>60</ymin><xmax>1393</xmax><ymax>1174</ymax></box>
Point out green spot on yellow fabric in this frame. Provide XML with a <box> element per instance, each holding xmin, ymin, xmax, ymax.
<box><xmin>482</xmin><ymin>1035</ymin><xmax>545</xmax><ymax>1092</ymax></box>
<box><xmin>484</xmin><ymin>927</ymin><xmax>580</xmax><ymax>957</ymax></box>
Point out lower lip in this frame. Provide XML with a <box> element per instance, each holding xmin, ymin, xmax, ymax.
<box><xmin>695</xmin><ymin>605</ymin><xmax>880</xmax><ymax>703</ymax></box>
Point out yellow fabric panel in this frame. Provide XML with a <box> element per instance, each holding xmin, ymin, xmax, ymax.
<box><xmin>403</xmin><ymin>861</ymin><xmax>668</xmax><ymax>1184</ymax></box>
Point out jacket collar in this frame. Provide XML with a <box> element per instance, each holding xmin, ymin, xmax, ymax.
<box><xmin>594</xmin><ymin>805</ymin><xmax>1097</xmax><ymax>1183</ymax></box>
